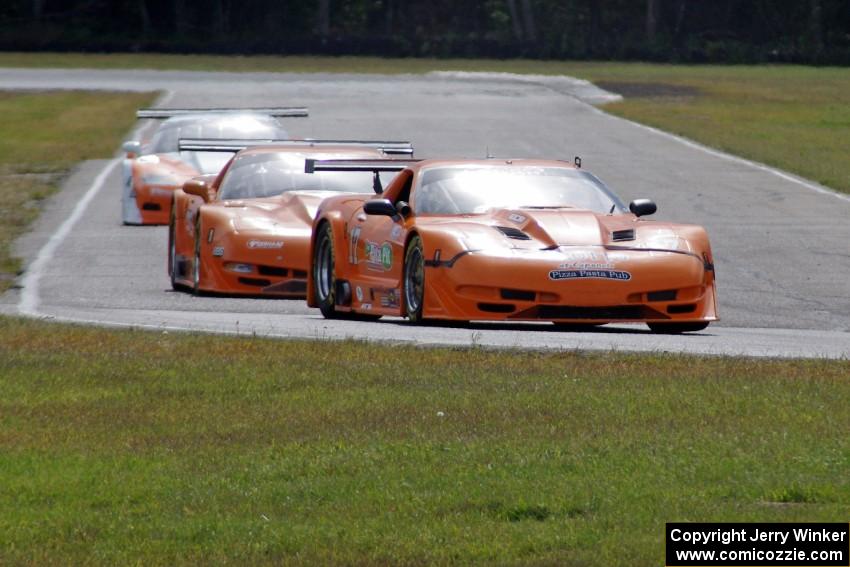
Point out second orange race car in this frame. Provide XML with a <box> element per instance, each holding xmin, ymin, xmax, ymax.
<box><xmin>307</xmin><ymin>158</ymin><xmax>718</xmax><ymax>333</ymax></box>
<box><xmin>169</xmin><ymin>140</ymin><xmax>411</xmax><ymax>296</ymax></box>
<box><xmin>121</xmin><ymin>107</ymin><xmax>307</xmax><ymax>225</ymax></box>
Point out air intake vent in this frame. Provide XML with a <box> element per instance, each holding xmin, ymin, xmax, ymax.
<box><xmin>667</xmin><ymin>303</ymin><xmax>697</xmax><ymax>314</ymax></box>
<box><xmin>500</xmin><ymin>289</ymin><xmax>536</xmax><ymax>301</ymax></box>
<box><xmin>238</xmin><ymin>277</ymin><xmax>271</xmax><ymax>287</ymax></box>
<box><xmin>647</xmin><ymin>289</ymin><xmax>677</xmax><ymax>302</ymax></box>
<box><xmin>612</xmin><ymin>229</ymin><xmax>635</xmax><ymax>241</ymax></box>
<box><xmin>495</xmin><ymin>226</ymin><xmax>531</xmax><ymax>240</ymax></box>
<box><xmin>478</xmin><ymin>302</ymin><xmax>517</xmax><ymax>313</ymax></box>
<box><xmin>258</xmin><ymin>266</ymin><xmax>288</xmax><ymax>277</ymax></box>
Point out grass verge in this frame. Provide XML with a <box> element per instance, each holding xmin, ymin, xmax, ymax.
<box><xmin>1</xmin><ymin>317</ymin><xmax>849</xmax><ymax>564</ymax></box>
<box><xmin>3</xmin><ymin>53</ymin><xmax>848</xmax><ymax>194</ymax></box>
<box><xmin>0</xmin><ymin>90</ymin><xmax>156</xmax><ymax>292</ymax></box>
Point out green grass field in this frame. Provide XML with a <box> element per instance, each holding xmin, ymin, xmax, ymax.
<box><xmin>1</xmin><ymin>317</ymin><xmax>849</xmax><ymax>565</ymax></box>
<box><xmin>0</xmin><ymin>90</ymin><xmax>155</xmax><ymax>292</ymax></box>
<box><xmin>3</xmin><ymin>53</ymin><xmax>849</xmax><ymax>194</ymax></box>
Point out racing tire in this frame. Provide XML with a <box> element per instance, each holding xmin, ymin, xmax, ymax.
<box><xmin>192</xmin><ymin>217</ymin><xmax>204</xmax><ymax>296</ymax></box>
<box><xmin>647</xmin><ymin>321</ymin><xmax>710</xmax><ymax>334</ymax></box>
<box><xmin>403</xmin><ymin>234</ymin><xmax>427</xmax><ymax>324</ymax></box>
<box><xmin>312</xmin><ymin>223</ymin><xmax>382</xmax><ymax>321</ymax></box>
<box><xmin>168</xmin><ymin>203</ymin><xmax>181</xmax><ymax>291</ymax></box>
<box><xmin>313</xmin><ymin>223</ymin><xmax>341</xmax><ymax>318</ymax></box>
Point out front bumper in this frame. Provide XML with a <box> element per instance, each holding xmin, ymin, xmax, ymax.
<box><xmin>199</xmin><ymin>233</ymin><xmax>311</xmax><ymax>297</ymax></box>
<box><xmin>422</xmin><ymin>246</ymin><xmax>718</xmax><ymax>323</ymax></box>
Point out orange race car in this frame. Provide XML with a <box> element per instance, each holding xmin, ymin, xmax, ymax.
<box><xmin>169</xmin><ymin>140</ymin><xmax>412</xmax><ymax>296</ymax></box>
<box><xmin>121</xmin><ymin>107</ymin><xmax>307</xmax><ymax>225</ymax></box>
<box><xmin>307</xmin><ymin>158</ymin><xmax>718</xmax><ymax>333</ymax></box>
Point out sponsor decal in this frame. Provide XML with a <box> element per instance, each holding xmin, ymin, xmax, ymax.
<box><xmin>364</xmin><ymin>241</ymin><xmax>393</xmax><ymax>270</ymax></box>
<box><xmin>560</xmin><ymin>249</ymin><xmax>606</xmax><ymax>262</ymax></box>
<box><xmin>212</xmin><ymin>246</ymin><xmax>225</xmax><ymax>257</ymax></box>
<box><xmin>349</xmin><ymin>227</ymin><xmax>361</xmax><ymax>264</ymax></box>
<box><xmin>149</xmin><ymin>187</ymin><xmax>174</xmax><ymax>197</ymax></box>
<box><xmin>549</xmin><ymin>269</ymin><xmax>631</xmax><ymax>281</ymax></box>
<box><xmin>380</xmin><ymin>288</ymin><xmax>400</xmax><ymax>308</ymax></box>
<box><xmin>391</xmin><ymin>225</ymin><xmax>403</xmax><ymax>240</ymax></box>
<box><xmin>508</xmin><ymin>213</ymin><xmax>526</xmax><ymax>224</ymax></box>
<box><xmin>248</xmin><ymin>240</ymin><xmax>284</xmax><ymax>249</ymax></box>
<box><xmin>355</xmin><ymin>286</ymin><xmax>363</xmax><ymax>302</ymax></box>
<box><xmin>361</xmin><ymin>303</ymin><xmax>372</xmax><ymax>310</ymax></box>
<box><xmin>557</xmin><ymin>250</ymin><xmax>616</xmax><ymax>270</ymax></box>
<box><xmin>552</xmin><ymin>250</ymin><xmax>630</xmax><ymax>280</ymax></box>
<box><xmin>380</xmin><ymin>243</ymin><xmax>393</xmax><ymax>270</ymax></box>
<box><xmin>560</xmin><ymin>260</ymin><xmax>614</xmax><ymax>270</ymax></box>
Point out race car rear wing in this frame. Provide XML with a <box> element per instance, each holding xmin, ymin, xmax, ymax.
<box><xmin>178</xmin><ymin>138</ymin><xmax>414</xmax><ymax>156</ymax></box>
<box><xmin>304</xmin><ymin>158</ymin><xmax>421</xmax><ymax>174</ymax></box>
<box><xmin>305</xmin><ymin>158</ymin><xmax>422</xmax><ymax>193</ymax></box>
<box><xmin>137</xmin><ymin>107</ymin><xmax>309</xmax><ymax>119</ymax></box>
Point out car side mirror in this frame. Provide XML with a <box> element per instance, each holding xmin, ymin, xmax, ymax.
<box><xmin>183</xmin><ymin>178</ymin><xmax>212</xmax><ymax>203</ymax></box>
<box><xmin>363</xmin><ymin>199</ymin><xmax>397</xmax><ymax>217</ymax></box>
<box><xmin>122</xmin><ymin>140</ymin><xmax>142</xmax><ymax>158</ymax></box>
<box><xmin>629</xmin><ymin>199</ymin><xmax>657</xmax><ymax>217</ymax></box>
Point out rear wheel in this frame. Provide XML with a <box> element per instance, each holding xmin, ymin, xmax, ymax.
<box><xmin>312</xmin><ymin>223</ymin><xmax>382</xmax><ymax>321</ymax></box>
<box><xmin>403</xmin><ymin>235</ymin><xmax>426</xmax><ymax>323</ymax></box>
<box><xmin>192</xmin><ymin>217</ymin><xmax>203</xmax><ymax>295</ymax></box>
<box><xmin>168</xmin><ymin>203</ymin><xmax>181</xmax><ymax>291</ymax></box>
<box><xmin>647</xmin><ymin>321</ymin><xmax>710</xmax><ymax>334</ymax></box>
<box><xmin>313</xmin><ymin>223</ymin><xmax>339</xmax><ymax>318</ymax></box>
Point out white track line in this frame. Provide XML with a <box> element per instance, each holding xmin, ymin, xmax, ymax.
<box><xmin>449</xmin><ymin>71</ymin><xmax>850</xmax><ymax>205</ymax></box>
<box><xmin>18</xmin><ymin>159</ymin><xmax>120</xmax><ymax>316</ymax></box>
<box><xmin>585</xmin><ymin>104</ymin><xmax>850</xmax><ymax>205</ymax></box>
<box><xmin>17</xmin><ymin>89</ymin><xmax>175</xmax><ymax>317</ymax></box>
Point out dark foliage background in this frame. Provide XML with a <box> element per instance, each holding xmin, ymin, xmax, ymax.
<box><xmin>1</xmin><ymin>0</ymin><xmax>849</xmax><ymax>64</ymax></box>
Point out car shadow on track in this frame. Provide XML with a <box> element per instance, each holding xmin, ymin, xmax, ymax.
<box><xmin>377</xmin><ymin>319</ymin><xmax>682</xmax><ymax>335</ymax></box>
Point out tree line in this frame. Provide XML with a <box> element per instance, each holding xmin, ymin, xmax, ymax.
<box><xmin>2</xmin><ymin>0</ymin><xmax>849</xmax><ymax>64</ymax></box>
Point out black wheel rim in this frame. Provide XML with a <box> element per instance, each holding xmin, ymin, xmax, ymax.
<box><xmin>193</xmin><ymin>227</ymin><xmax>200</xmax><ymax>290</ymax></box>
<box><xmin>169</xmin><ymin>226</ymin><xmax>177</xmax><ymax>283</ymax></box>
<box><xmin>404</xmin><ymin>245</ymin><xmax>424</xmax><ymax>314</ymax></box>
<box><xmin>316</xmin><ymin>233</ymin><xmax>333</xmax><ymax>303</ymax></box>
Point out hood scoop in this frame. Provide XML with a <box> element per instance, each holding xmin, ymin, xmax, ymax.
<box><xmin>611</xmin><ymin>229</ymin><xmax>635</xmax><ymax>242</ymax></box>
<box><xmin>495</xmin><ymin>226</ymin><xmax>531</xmax><ymax>240</ymax></box>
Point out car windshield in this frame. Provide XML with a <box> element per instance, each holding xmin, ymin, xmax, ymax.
<box><xmin>181</xmin><ymin>152</ymin><xmax>235</xmax><ymax>175</ymax></box>
<box><xmin>145</xmin><ymin>115</ymin><xmax>288</xmax><ymax>155</ymax></box>
<box><xmin>415</xmin><ymin>166</ymin><xmax>626</xmax><ymax>215</ymax></box>
<box><xmin>218</xmin><ymin>154</ymin><xmax>391</xmax><ymax>200</ymax></box>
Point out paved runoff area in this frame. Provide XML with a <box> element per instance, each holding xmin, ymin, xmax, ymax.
<box><xmin>1</xmin><ymin>68</ymin><xmax>849</xmax><ymax>358</ymax></box>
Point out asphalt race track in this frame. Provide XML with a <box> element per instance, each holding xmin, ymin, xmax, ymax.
<box><xmin>1</xmin><ymin>68</ymin><xmax>849</xmax><ymax>358</ymax></box>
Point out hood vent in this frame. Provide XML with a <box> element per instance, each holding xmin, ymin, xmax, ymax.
<box><xmin>495</xmin><ymin>226</ymin><xmax>531</xmax><ymax>240</ymax></box>
<box><xmin>612</xmin><ymin>229</ymin><xmax>635</xmax><ymax>242</ymax></box>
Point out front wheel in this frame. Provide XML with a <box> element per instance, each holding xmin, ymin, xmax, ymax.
<box><xmin>403</xmin><ymin>235</ymin><xmax>426</xmax><ymax>323</ymax></box>
<box><xmin>647</xmin><ymin>321</ymin><xmax>710</xmax><ymax>334</ymax></box>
